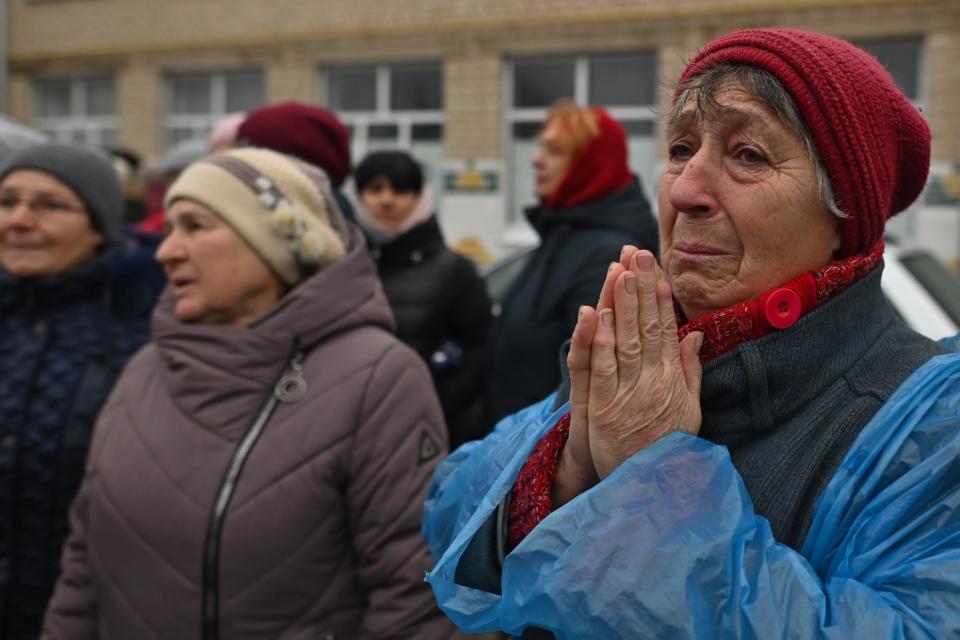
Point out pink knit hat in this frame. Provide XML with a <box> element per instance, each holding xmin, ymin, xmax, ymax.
<box><xmin>208</xmin><ymin>112</ymin><xmax>246</xmax><ymax>151</ymax></box>
<box><xmin>679</xmin><ymin>28</ymin><xmax>931</xmax><ymax>257</ymax></box>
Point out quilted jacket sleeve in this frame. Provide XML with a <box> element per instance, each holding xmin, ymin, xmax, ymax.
<box><xmin>347</xmin><ymin>341</ymin><xmax>458</xmax><ymax>640</ymax></box>
<box><xmin>39</xmin><ymin>383</ymin><xmax>126</xmax><ymax>640</ymax></box>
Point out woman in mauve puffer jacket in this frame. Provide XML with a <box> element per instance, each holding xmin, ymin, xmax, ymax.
<box><xmin>42</xmin><ymin>147</ymin><xmax>456</xmax><ymax>640</ymax></box>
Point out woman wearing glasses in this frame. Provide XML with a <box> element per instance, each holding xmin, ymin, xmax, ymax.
<box><xmin>0</xmin><ymin>143</ymin><xmax>157</xmax><ymax>640</ymax></box>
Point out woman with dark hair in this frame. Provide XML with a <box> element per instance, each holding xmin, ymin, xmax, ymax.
<box><xmin>424</xmin><ymin>29</ymin><xmax>960</xmax><ymax>638</ymax></box>
<box><xmin>354</xmin><ymin>150</ymin><xmax>492</xmax><ymax>447</ymax></box>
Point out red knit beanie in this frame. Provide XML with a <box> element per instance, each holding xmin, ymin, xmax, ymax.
<box><xmin>237</xmin><ymin>102</ymin><xmax>352</xmax><ymax>187</ymax></box>
<box><xmin>546</xmin><ymin>107</ymin><xmax>634</xmax><ymax>210</ymax></box>
<box><xmin>679</xmin><ymin>28</ymin><xmax>931</xmax><ymax>257</ymax></box>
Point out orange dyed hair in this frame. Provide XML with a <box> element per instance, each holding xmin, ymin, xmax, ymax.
<box><xmin>539</xmin><ymin>100</ymin><xmax>601</xmax><ymax>159</ymax></box>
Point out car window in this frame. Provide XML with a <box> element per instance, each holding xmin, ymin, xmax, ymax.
<box><xmin>882</xmin><ymin>247</ymin><xmax>960</xmax><ymax>340</ymax></box>
<box><xmin>898</xmin><ymin>252</ymin><xmax>960</xmax><ymax>326</ymax></box>
<box><xmin>483</xmin><ymin>249</ymin><xmax>534</xmax><ymax>306</ymax></box>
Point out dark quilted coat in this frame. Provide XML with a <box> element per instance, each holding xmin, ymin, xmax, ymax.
<box><xmin>42</xmin><ymin>228</ymin><xmax>456</xmax><ymax>640</ymax></box>
<box><xmin>0</xmin><ymin>241</ymin><xmax>159</xmax><ymax>640</ymax></box>
<box><xmin>486</xmin><ymin>178</ymin><xmax>659</xmax><ymax>425</ymax></box>
<box><xmin>371</xmin><ymin>215</ymin><xmax>492</xmax><ymax>447</ymax></box>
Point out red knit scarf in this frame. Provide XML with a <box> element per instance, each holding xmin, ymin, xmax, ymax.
<box><xmin>507</xmin><ymin>241</ymin><xmax>885</xmax><ymax>549</ymax></box>
<box><xmin>679</xmin><ymin>241</ymin><xmax>884</xmax><ymax>363</ymax></box>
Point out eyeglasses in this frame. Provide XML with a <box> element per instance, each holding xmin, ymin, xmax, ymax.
<box><xmin>0</xmin><ymin>195</ymin><xmax>86</xmax><ymax>218</ymax></box>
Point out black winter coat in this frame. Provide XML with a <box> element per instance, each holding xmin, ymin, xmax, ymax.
<box><xmin>486</xmin><ymin>178</ymin><xmax>658</xmax><ymax>426</ymax></box>
<box><xmin>0</xmin><ymin>241</ymin><xmax>160</xmax><ymax>640</ymax></box>
<box><xmin>370</xmin><ymin>216</ymin><xmax>493</xmax><ymax>446</ymax></box>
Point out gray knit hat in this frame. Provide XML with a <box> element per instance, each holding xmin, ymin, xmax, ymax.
<box><xmin>0</xmin><ymin>142</ymin><xmax>124</xmax><ymax>243</ymax></box>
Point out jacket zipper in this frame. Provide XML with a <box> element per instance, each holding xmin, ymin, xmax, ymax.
<box><xmin>201</xmin><ymin>352</ymin><xmax>304</xmax><ymax>640</ymax></box>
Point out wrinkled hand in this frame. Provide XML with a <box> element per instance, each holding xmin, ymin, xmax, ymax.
<box><xmin>554</xmin><ymin>253</ymin><xmax>630</xmax><ymax>505</ymax></box>
<box><xmin>557</xmin><ymin>249</ymin><xmax>704</xmax><ymax>502</ymax></box>
<box><xmin>587</xmin><ymin>250</ymin><xmax>703</xmax><ymax>478</ymax></box>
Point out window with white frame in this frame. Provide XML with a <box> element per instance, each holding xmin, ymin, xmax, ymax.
<box><xmin>33</xmin><ymin>76</ymin><xmax>118</xmax><ymax>146</ymax></box>
<box><xmin>164</xmin><ymin>69</ymin><xmax>265</xmax><ymax>148</ymax></box>
<box><xmin>505</xmin><ymin>52</ymin><xmax>659</xmax><ymax>224</ymax></box>
<box><xmin>323</xmin><ymin>62</ymin><xmax>444</xmax><ymax>199</ymax></box>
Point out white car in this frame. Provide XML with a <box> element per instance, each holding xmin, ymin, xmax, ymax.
<box><xmin>483</xmin><ymin>244</ymin><xmax>960</xmax><ymax>341</ymax></box>
<box><xmin>882</xmin><ymin>244</ymin><xmax>959</xmax><ymax>340</ymax></box>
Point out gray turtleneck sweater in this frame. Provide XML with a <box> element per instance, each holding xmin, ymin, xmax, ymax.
<box><xmin>694</xmin><ymin>267</ymin><xmax>944</xmax><ymax>548</ymax></box>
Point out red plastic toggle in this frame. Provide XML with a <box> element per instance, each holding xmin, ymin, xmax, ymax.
<box><xmin>764</xmin><ymin>288</ymin><xmax>802</xmax><ymax>329</ymax></box>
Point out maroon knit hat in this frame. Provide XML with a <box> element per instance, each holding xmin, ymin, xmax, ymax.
<box><xmin>237</xmin><ymin>101</ymin><xmax>351</xmax><ymax>187</ymax></box>
<box><xmin>679</xmin><ymin>28</ymin><xmax>931</xmax><ymax>257</ymax></box>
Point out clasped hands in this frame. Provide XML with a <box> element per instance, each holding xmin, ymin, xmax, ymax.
<box><xmin>553</xmin><ymin>246</ymin><xmax>705</xmax><ymax>507</ymax></box>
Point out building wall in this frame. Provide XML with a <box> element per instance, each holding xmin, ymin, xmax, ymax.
<box><xmin>7</xmin><ymin>0</ymin><xmax>960</xmax><ymax>256</ymax></box>
<box><xmin>9</xmin><ymin>0</ymin><xmax>958</xmax><ymax>157</ymax></box>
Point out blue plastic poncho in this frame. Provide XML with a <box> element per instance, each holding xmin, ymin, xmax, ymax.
<box><xmin>423</xmin><ymin>353</ymin><xmax>960</xmax><ymax>638</ymax></box>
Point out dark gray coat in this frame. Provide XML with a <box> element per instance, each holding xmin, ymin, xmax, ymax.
<box><xmin>486</xmin><ymin>178</ymin><xmax>658</xmax><ymax>426</ymax></box>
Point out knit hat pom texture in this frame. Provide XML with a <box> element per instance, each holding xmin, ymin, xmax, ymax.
<box><xmin>165</xmin><ymin>147</ymin><xmax>348</xmax><ymax>286</ymax></box>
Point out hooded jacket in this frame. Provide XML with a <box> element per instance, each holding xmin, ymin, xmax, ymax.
<box><xmin>486</xmin><ymin>178</ymin><xmax>658</xmax><ymax>425</ymax></box>
<box><xmin>0</xmin><ymin>240</ymin><xmax>159</xmax><ymax>640</ymax></box>
<box><xmin>42</xmin><ymin>228</ymin><xmax>456</xmax><ymax>640</ymax></box>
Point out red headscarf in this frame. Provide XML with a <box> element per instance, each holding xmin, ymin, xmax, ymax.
<box><xmin>545</xmin><ymin>107</ymin><xmax>634</xmax><ymax>210</ymax></box>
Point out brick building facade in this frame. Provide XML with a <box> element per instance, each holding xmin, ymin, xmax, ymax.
<box><xmin>7</xmin><ymin>0</ymin><xmax>960</xmax><ymax>258</ymax></box>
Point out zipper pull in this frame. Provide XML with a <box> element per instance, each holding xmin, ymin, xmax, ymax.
<box><xmin>274</xmin><ymin>352</ymin><xmax>307</xmax><ymax>403</ymax></box>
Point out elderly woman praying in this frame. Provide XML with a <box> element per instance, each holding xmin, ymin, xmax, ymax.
<box><xmin>422</xmin><ymin>28</ymin><xmax>960</xmax><ymax>639</ymax></box>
